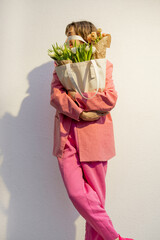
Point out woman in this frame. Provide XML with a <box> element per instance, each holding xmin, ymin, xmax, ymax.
<box><xmin>50</xmin><ymin>20</ymin><xmax>134</xmax><ymax>240</ymax></box>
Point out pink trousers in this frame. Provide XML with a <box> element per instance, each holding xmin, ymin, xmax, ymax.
<box><xmin>57</xmin><ymin>120</ymin><xmax>119</xmax><ymax>240</ymax></box>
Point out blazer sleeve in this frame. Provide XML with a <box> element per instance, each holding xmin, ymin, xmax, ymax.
<box><xmin>50</xmin><ymin>64</ymin><xmax>84</xmax><ymax>121</ymax></box>
<box><xmin>74</xmin><ymin>60</ymin><xmax>118</xmax><ymax>112</ymax></box>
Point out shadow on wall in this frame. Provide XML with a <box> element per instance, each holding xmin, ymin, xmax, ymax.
<box><xmin>0</xmin><ymin>61</ymin><xmax>79</xmax><ymax>240</ymax></box>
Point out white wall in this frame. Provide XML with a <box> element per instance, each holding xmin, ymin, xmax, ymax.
<box><xmin>0</xmin><ymin>0</ymin><xmax>160</xmax><ymax>239</ymax></box>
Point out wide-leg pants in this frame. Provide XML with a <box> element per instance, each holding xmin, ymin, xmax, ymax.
<box><xmin>57</xmin><ymin>120</ymin><xmax>119</xmax><ymax>240</ymax></box>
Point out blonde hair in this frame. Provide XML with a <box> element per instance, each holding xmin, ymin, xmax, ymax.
<box><xmin>65</xmin><ymin>20</ymin><xmax>97</xmax><ymax>42</ymax></box>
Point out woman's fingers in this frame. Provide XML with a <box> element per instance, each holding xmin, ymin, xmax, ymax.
<box><xmin>94</xmin><ymin>88</ymin><xmax>104</xmax><ymax>92</ymax></box>
<box><xmin>68</xmin><ymin>90</ymin><xmax>76</xmax><ymax>100</ymax></box>
<box><xmin>80</xmin><ymin>111</ymin><xmax>107</xmax><ymax>121</ymax></box>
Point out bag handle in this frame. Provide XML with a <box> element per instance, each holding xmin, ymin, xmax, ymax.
<box><xmin>66</xmin><ymin>60</ymin><xmax>99</xmax><ymax>100</ymax></box>
<box><xmin>66</xmin><ymin>35</ymin><xmax>87</xmax><ymax>45</ymax></box>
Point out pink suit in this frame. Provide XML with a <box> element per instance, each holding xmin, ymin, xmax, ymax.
<box><xmin>50</xmin><ymin>59</ymin><xmax>118</xmax><ymax>161</ymax></box>
<box><xmin>50</xmin><ymin>60</ymin><xmax>134</xmax><ymax>240</ymax></box>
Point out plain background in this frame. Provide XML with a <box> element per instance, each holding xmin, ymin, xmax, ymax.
<box><xmin>0</xmin><ymin>0</ymin><xmax>160</xmax><ymax>239</ymax></box>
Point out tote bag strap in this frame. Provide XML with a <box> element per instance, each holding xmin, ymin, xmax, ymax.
<box><xmin>66</xmin><ymin>60</ymin><xmax>100</xmax><ymax>100</ymax></box>
<box><xmin>66</xmin><ymin>35</ymin><xmax>87</xmax><ymax>45</ymax></box>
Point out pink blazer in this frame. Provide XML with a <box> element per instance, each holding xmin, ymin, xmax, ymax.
<box><xmin>50</xmin><ymin>59</ymin><xmax>118</xmax><ymax>162</ymax></box>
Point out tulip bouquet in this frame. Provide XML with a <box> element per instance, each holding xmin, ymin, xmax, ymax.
<box><xmin>48</xmin><ymin>28</ymin><xmax>111</xmax><ymax>65</ymax></box>
<box><xmin>48</xmin><ymin>41</ymin><xmax>96</xmax><ymax>65</ymax></box>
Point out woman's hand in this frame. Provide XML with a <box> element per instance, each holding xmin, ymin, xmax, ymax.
<box><xmin>79</xmin><ymin>111</ymin><xmax>109</xmax><ymax>121</ymax></box>
<box><xmin>68</xmin><ymin>90</ymin><xmax>76</xmax><ymax>101</ymax></box>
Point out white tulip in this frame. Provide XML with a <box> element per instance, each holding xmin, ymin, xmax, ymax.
<box><xmin>48</xmin><ymin>51</ymin><xmax>56</xmax><ymax>57</ymax></box>
<box><xmin>71</xmin><ymin>47</ymin><xmax>77</xmax><ymax>54</ymax></box>
<box><xmin>85</xmin><ymin>45</ymin><xmax>90</xmax><ymax>51</ymax></box>
<box><xmin>92</xmin><ymin>46</ymin><xmax>96</xmax><ymax>54</ymax></box>
<box><xmin>57</xmin><ymin>49</ymin><xmax>63</xmax><ymax>55</ymax></box>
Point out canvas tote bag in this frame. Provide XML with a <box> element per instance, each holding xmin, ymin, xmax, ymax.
<box><xmin>55</xmin><ymin>35</ymin><xmax>107</xmax><ymax>99</ymax></box>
